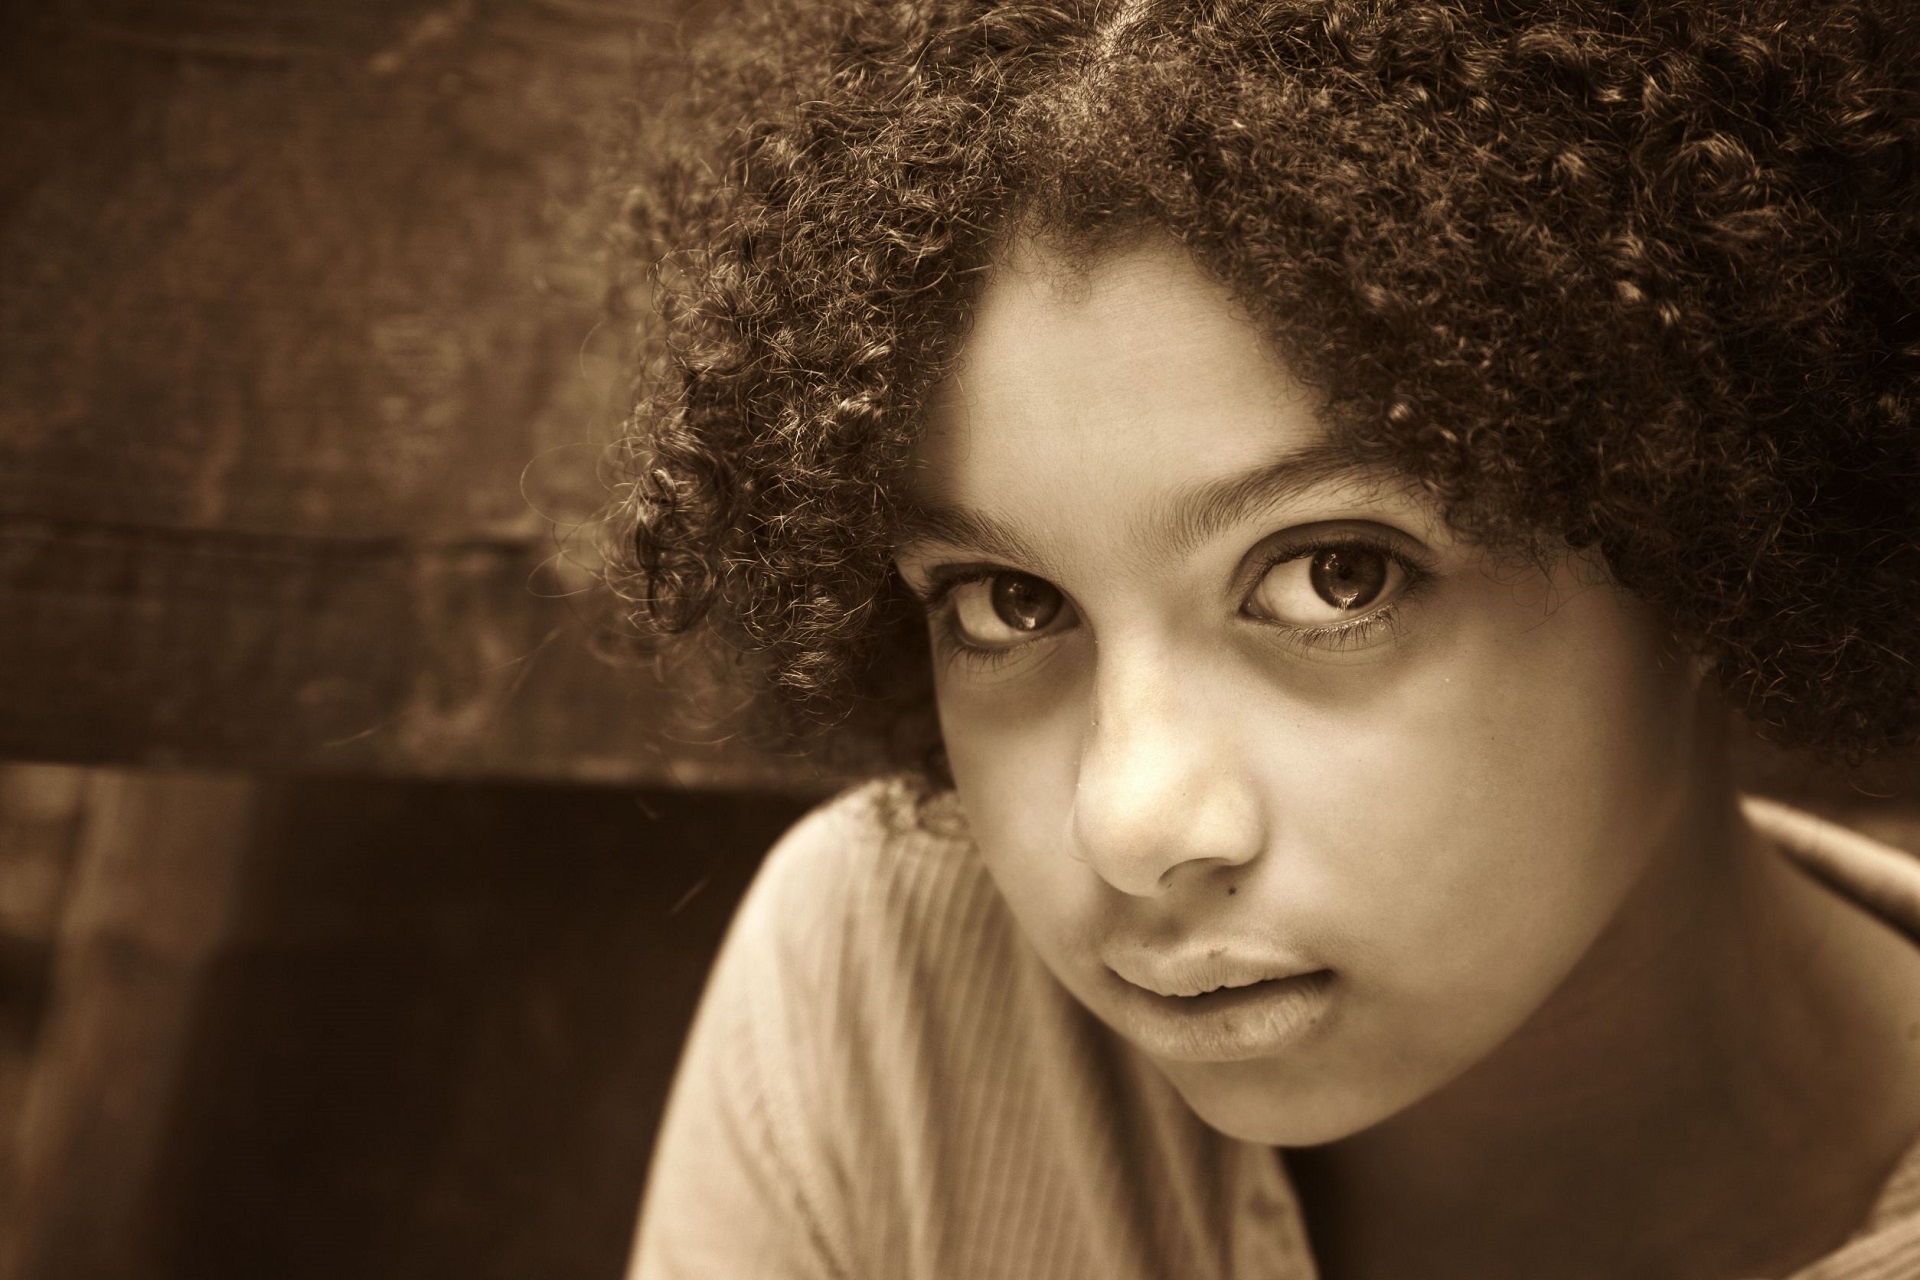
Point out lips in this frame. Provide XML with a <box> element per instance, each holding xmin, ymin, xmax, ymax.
<box><xmin>1107</xmin><ymin>951</ymin><xmax>1312</xmax><ymax>999</ymax></box>
<box><xmin>1098</xmin><ymin>943</ymin><xmax>1338</xmax><ymax>1062</ymax></box>
<box><xmin>1104</xmin><ymin>943</ymin><xmax>1319</xmax><ymax>999</ymax></box>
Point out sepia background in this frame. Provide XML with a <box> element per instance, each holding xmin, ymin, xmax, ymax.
<box><xmin>0</xmin><ymin>3</ymin><xmax>822</xmax><ymax>1277</ymax></box>
<box><xmin>0</xmin><ymin>2</ymin><xmax>1914</xmax><ymax>1278</ymax></box>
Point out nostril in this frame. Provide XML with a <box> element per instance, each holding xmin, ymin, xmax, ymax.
<box><xmin>1069</xmin><ymin>767</ymin><xmax>1267</xmax><ymax>898</ymax></box>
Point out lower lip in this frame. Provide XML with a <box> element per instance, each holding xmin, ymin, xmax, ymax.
<box><xmin>1104</xmin><ymin>970</ymin><xmax>1338</xmax><ymax>1063</ymax></box>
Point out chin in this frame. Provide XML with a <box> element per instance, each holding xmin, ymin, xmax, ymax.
<box><xmin>1157</xmin><ymin>1058</ymin><xmax>1406</xmax><ymax>1147</ymax></box>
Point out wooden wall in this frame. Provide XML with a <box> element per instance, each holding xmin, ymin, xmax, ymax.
<box><xmin>0</xmin><ymin>0</ymin><xmax>795</xmax><ymax>789</ymax></box>
<box><xmin>0</xmin><ymin>6</ymin><xmax>821</xmax><ymax>1277</ymax></box>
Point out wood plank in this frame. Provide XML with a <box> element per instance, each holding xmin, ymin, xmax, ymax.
<box><xmin>0</xmin><ymin>0</ymin><xmax>813</xmax><ymax>784</ymax></box>
<box><xmin>0</xmin><ymin>517</ymin><xmax>815</xmax><ymax>788</ymax></box>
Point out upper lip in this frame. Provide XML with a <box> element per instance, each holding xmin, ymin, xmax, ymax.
<box><xmin>1104</xmin><ymin>944</ymin><xmax>1320</xmax><ymax>999</ymax></box>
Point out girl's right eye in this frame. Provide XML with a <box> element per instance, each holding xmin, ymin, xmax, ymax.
<box><xmin>948</xmin><ymin>572</ymin><xmax>1076</xmax><ymax>649</ymax></box>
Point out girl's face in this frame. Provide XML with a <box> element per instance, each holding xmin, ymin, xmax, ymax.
<box><xmin>894</xmin><ymin>235</ymin><xmax>1712</xmax><ymax>1145</ymax></box>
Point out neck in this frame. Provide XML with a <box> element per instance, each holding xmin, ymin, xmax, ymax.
<box><xmin>1290</xmin><ymin>772</ymin><xmax>1920</xmax><ymax>1280</ymax></box>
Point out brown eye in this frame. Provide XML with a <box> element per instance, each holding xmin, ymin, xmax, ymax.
<box><xmin>991</xmin><ymin>573</ymin><xmax>1062</xmax><ymax>631</ymax></box>
<box><xmin>949</xmin><ymin>572</ymin><xmax>1075</xmax><ymax>649</ymax></box>
<box><xmin>1308</xmin><ymin>547</ymin><xmax>1389</xmax><ymax>611</ymax></box>
<box><xmin>1246</xmin><ymin>542</ymin><xmax>1409</xmax><ymax>630</ymax></box>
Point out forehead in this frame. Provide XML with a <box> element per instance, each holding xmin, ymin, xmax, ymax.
<box><xmin>919</xmin><ymin>234</ymin><xmax>1316</xmax><ymax>482</ymax></box>
<box><xmin>907</xmin><ymin>235</ymin><xmax>1375</xmax><ymax>560</ymax></box>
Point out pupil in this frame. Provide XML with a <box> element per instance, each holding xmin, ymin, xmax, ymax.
<box><xmin>1309</xmin><ymin>548</ymin><xmax>1387</xmax><ymax>611</ymax></box>
<box><xmin>991</xmin><ymin>573</ymin><xmax>1061</xmax><ymax>632</ymax></box>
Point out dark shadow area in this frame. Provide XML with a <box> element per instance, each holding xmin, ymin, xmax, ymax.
<box><xmin>147</xmin><ymin>777</ymin><xmax>812</xmax><ymax>1280</ymax></box>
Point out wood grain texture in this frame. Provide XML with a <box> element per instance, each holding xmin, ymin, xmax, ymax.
<box><xmin>0</xmin><ymin>0</ymin><xmax>798</xmax><ymax>786</ymax></box>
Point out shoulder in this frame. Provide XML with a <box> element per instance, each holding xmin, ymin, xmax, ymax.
<box><xmin>687</xmin><ymin>782</ymin><xmax>1036</xmax><ymax>1113</ymax></box>
<box><xmin>736</xmin><ymin>778</ymin><xmax>1006</xmax><ymax>968</ymax></box>
<box><xmin>1742</xmin><ymin>795</ymin><xmax>1920</xmax><ymax>943</ymax></box>
<box><xmin>640</xmin><ymin>781</ymin><xmax>1078</xmax><ymax>1269</ymax></box>
<box><xmin>634</xmin><ymin>781</ymin><xmax>1007</xmax><ymax>1275</ymax></box>
<box><xmin>752</xmin><ymin>776</ymin><xmax>976</xmax><ymax>905</ymax></box>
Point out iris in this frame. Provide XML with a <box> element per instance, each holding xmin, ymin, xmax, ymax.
<box><xmin>991</xmin><ymin>573</ymin><xmax>1064</xmax><ymax>632</ymax></box>
<box><xmin>1309</xmin><ymin>548</ymin><xmax>1388</xmax><ymax>612</ymax></box>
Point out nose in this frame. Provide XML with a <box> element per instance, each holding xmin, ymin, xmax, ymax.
<box><xmin>1068</xmin><ymin>654</ymin><xmax>1269</xmax><ymax>897</ymax></box>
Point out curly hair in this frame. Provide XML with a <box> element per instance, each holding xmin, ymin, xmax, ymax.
<box><xmin>606</xmin><ymin>0</ymin><xmax>1920</xmax><ymax>775</ymax></box>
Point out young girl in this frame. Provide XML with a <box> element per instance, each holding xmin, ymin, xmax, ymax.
<box><xmin>611</xmin><ymin>0</ymin><xmax>1920</xmax><ymax>1275</ymax></box>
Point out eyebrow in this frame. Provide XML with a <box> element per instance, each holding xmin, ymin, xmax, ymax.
<box><xmin>1160</xmin><ymin>441</ymin><xmax>1383</xmax><ymax>558</ymax></box>
<box><xmin>897</xmin><ymin>442</ymin><xmax>1387</xmax><ymax>568</ymax></box>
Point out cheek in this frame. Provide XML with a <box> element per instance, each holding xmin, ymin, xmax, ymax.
<box><xmin>1291</xmin><ymin>572</ymin><xmax>1696</xmax><ymax>1060</ymax></box>
<box><xmin>1162</xmin><ymin>578</ymin><xmax>1700</xmax><ymax>1142</ymax></box>
<box><xmin>936</xmin><ymin>661</ymin><xmax>1092</xmax><ymax>946</ymax></box>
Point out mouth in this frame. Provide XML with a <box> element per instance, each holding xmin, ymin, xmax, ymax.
<box><xmin>1105</xmin><ymin>947</ymin><xmax>1324</xmax><ymax>1000</ymax></box>
<box><xmin>1139</xmin><ymin>969</ymin><xmax>1334</xmax><ymax>1002</ymax></box>
<box><xmin>1100</xmin><ymin>964</ymin><xmax>1339</xmax><ymax>1063</ymax></box>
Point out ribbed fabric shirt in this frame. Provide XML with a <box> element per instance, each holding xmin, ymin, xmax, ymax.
<box><xmin>629</xmin><ymin>785</ymin><xmax>1920</xmax><ymax>1280</ymax></box>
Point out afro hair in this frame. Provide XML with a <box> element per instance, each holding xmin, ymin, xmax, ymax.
<box><xmin>607</xmin><ymin>0</ymin><xmax>1920</xmax><ymax>775</ymax></box>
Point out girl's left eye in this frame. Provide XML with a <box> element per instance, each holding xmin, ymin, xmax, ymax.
<box><xmin>1246</xmin><ymin>543</ymin><xmax>1409</xmax><ymax>627</ymax></box>
<box><xmin>949</xmin><ymin>572</ymin><xmax>1075</xmax><ymax>649</ymax></box>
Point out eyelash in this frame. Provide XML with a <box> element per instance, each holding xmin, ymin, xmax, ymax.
<box><xmin>915</xmin><ymin>571</ymin><xmax>1042</xmax><ymax>672</ymax></box>
<box><xmin>912</xmin><ymin>531</ymin><xmax>1435</xmax><ymax>669</ymax></box>
<box><xmin>1240</xmin><ymin>532</ymin><xmax>1435</xmax><ymax>652</ymax></box>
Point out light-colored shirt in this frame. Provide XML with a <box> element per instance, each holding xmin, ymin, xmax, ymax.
<box><xmin>630</xmin><ymin>784</ymin><xmax>1920</xmax><ymax>1279</ymax></box>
